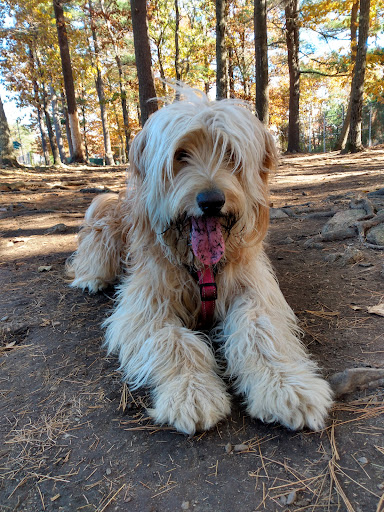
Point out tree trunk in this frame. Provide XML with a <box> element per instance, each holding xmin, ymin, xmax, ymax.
<box><xmin>100</xmin><ymin>0</ymin><xmax>131</xmax><ymax>159</ymax></box>
<box><xmin>41</xmin><ymin>81</ymin><xmax>61</xmax><ymax>165</ymax></box>
<box><xmin>130</xmin><ymin>0</ymin><xmax>158</xmax><ymax>125</ymax></box>
<box><xmin>216</xmin><ymin>0</ymin><xmax>228</xmax><ymax>99</ymax></box>
<box><xmin>37</xmin><ymin>105</ymin><xmax>51</xmax><ymax>165</ymax></box>
<box><xmin>116</xmin><ymin>55</ymin><xmax>131</xmax><ymax>160</ymax></box>
<box><xmin>61</xmin><ymin>90</ymin><xmax>74</xmax><ymax>160</ymax></box>
<box><xmin>53</xmin><ymin>0</ymin><xmax>86</xmax><ymax>163</ymax></box>
<box><xmin>27</xmin><ymin>46</ymin><xmax>51</xmax><ymax>165</ymax></box>
<box><xmin>155</xmin><ymin>40</ymin><xmax>168</xmax><ymax>93</ymax></box>
<box><xmin>285</xmin><ymin>0</ymin><xmax>300</xmax><ymax>153</ymax></box>
<box><xmin>112</xmin><ymin>100</ymin><xmax>126</xmax><ymax>163</ymax></box>
<box><xmin>0</xmin><ymin>94</ymin><xmax>21</xmax><ymax>167</ymax></box>
<box><xmin>32</xmin><ymin>80</ymin><xmax>50</xmax><ymax>165</ymax></box>
<box><xmin>254</xmin><ymin>0</ymin><xmax>269</xmax><ymax>124</ymax></box>
<box><xmin>33</xmin><ymin>47</ymin><xmax>61</xmax><ymax>165</ymax></box>
<box><xmin>228</xmin><ymin>46</ymin><xmax>235</xmax><ymax>98</ymax></box>
<box><xmin>89</xmin><ymin>0</ymin><xmax>115</xmax><ymax>165</ymax></box>
<box><xmin>344</xmin><ymin>0</ymin><xmax>371</xmax><ymax>153</ymax></box>
<box><xmin>50</xmin><ymin>84</ymin><xmax>67</xmax><ymax>163</ymax></box>
<box><xmin>335</xmin><ymin>0</ymin><xmax>359</xmax><ymax>150</ymax></box>
<box><xmin>175</xmin><ymin>0</ymin><xmax>181</xmax><ymax>83</ymax></box>
<box><xmin>81</xmin><ymin>88</ymin><xmax>89</xmax><ymax>161</ymax></box>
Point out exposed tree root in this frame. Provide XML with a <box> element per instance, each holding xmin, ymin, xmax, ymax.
<box><xmin>328</xmin><ymin>368</ymin><xmax>384</xmax><ymax>398</ymax></box>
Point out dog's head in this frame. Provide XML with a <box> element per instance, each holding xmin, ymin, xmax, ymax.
<box><xmin>128</xmin><ymin>87</ymin><xmax>277</xmax><ymax>267</ymax></box>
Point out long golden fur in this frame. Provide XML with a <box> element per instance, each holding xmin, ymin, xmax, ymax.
<box><xmin>68</xmin><ymin>87</ymin><xmax>333</xmax><ymax>434</ymax></box>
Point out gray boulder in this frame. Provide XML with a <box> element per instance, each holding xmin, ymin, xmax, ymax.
<box><xmin>321</xmin><ymin>209</ymin><xmax>366</xmax><ymax>241</ymax></box>
<box><xmin>366</xmin><ymin>224</ymin><xmax>384</xmax><ymax>246</ymax></box>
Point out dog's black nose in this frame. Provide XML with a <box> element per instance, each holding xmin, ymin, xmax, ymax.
<box><xmin>196</xmin><ymin>189</ymin><xmax>225</xmax><ymax>216</ymax></box>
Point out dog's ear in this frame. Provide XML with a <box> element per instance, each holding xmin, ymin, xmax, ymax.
<box><xmin>249</xmin><ymin>124</ymin><xmax>277</xmax><ymax>245</ymax></box>
<box><xmin>261</xmin><ymin>128</ymin><xmax>278</xmax><ymax>184</ymax></box>
<box><xmin>128</xmin><ymin>127</ymin><xmax>147</xmax><ymax>179</ymax></box>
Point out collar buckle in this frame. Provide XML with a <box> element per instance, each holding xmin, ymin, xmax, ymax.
<box><xmin>199</xmin><ymin>282</ymin><xmax>217</xmax><ymax>301</ymax></box>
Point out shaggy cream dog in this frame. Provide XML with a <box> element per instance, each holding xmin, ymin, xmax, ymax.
<box><xmin>68</xmin><ymin>88</ymin><xmax>333</xmax><ymax>435</ymax></box>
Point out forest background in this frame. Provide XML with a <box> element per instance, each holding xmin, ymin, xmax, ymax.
<box><xmin>0</xmin><ymin>0</ymin><xmax>383</xmax><ymax>166</ymax></box>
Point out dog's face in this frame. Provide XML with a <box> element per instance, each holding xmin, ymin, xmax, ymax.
<box><xmin>128</xmin><ymin>90</ymin><xmax>277</xmax><ymax>267</ymax></box>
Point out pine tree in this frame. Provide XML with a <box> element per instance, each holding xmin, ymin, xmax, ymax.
<box><xmin>130</xmin><ymin>0</ymin><xmax>158</xmax><ymax>125</ymax></box>
<box><xmin>53</xmin><ymin>0</ymin><xmax>86</xmax><ymax>163</ymax></box>
<box><xmin>216</xmin><ymin>0</ymin><xmax>228</xmax><ymax>99</ymax></box>
<box><xmin>254</xmin><ymin>0</ymin><xmax>269</xmax><ymax>124</ymax></box>
<box><xmin>344</xmin><ymin>0</ymin><xmax>371</xmax><ymax>153</ymax></box>
<box><xmin>285</xmin><ymin>0</ymin><xmax>300</xmax><ymax>153</ymax></box>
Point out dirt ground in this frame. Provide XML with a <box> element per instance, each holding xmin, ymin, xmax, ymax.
<box><xmin>1</xmin><ymin>149</ymin><xmax>384</xmax><ymax>512</ymax></box>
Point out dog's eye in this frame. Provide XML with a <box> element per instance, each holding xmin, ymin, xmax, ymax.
<box><xmin>225</xmin><ymin>148</ymin><xmax>233</xmax><ymax>161</ymax></box>
<box><xmin>175</xmin><ymin>150</ymin><xmax>189</xmax><ymax>162</ymax></box>
<box><xmin>225</xmin><ymin>148</ymin><xmax>240</xmax><ymax>171</ymax></box>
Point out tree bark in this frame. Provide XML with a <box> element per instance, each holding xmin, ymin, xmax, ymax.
<box><xmin>155</xmin><ymin>39</ymin><xmax>168</xmax><ymax>92</ymax></box>
<box><xmin>37</xmin><ymin>104</ymin><xmax>51</xmax><ymax>165</ymax></box>
<box><xmin>254</xmin><ymin>0</ymin><xmax>269</xmax><ymax>125</ymax></box>
<box><xmin>112</xmin><ymin>100</ymin><xmax>125</xmax><ymax>163</ymax></box>
<box><xmin>89</xmin><ymin>0</ymin><xmax>115</xmax><ymax>165</ymax></box>
<box><xmin>42</xmin><ymin>82</ymin><xmax>61</xmax><ymax>165</ymax></box>
<box><xmin>285</xmin><ymin>0</ymin><xmax>300</xmax><ymax>153</ymax></box>
<box><xmin>228</xmin><ymin>46</ymin><xmax>235</xmax><ymax>98</ymax></box>
<box><xmin>344</xmin><ymin>0</ymin><xmax>371</xmax><ymax>153</ymax></box>
<box><xmin>80</xmin><ymin>87</ymin><xmax>89</xmax><ymax>161</ymax></box>
<box><xmin>50</xmin><ymin>84</ymin><xmax>67</xmax><ymax>163</ymax></box>
<box><xmin>53</xmin><ymin>0</ymin><xmax>86</xmax><ymax>163</ymax></box>
<box><xmin>116</xmin><ymin>54</ymin><xmax>131</xmax><ymax>159</ymax></box>
<box><xmin>335</xmin><ymin>0</ymin><xmax>359</xmax><ymax>150</ymax></box>
<box><xmin>130</xmin><ymin>0</ymin><xmax>158</xmax><ymax>125</ymax></box>
<box><xmin>216</xmin><ymin>0</ymin><xmax>228</xmax><ymax>99</ymax></box>
<box><xmin>61</xmin><ymin>90</ymin><xmax>74</xmax><ymax>160</ymax></box>
<box><xmin>0</xmin><ymin>94</ymin><xmax>21</xmax><ymax>167</ymax></box>
<box><xmin>175</xmin><ymin>0</ymin><xmax>181</xmax><ymax>83</ymax></box>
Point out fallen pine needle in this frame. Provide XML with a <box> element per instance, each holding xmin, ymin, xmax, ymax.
<box><xmin>333</xmin><ymin>462</ymin><xmax>380</xmax><ymax>499</ymax></box>
<box><xmin>269</xmin><ymin>473</ymin><xmax>323</xmax><ymax>492</ymax></box>
<box><xmin>30</xmin><ymin>472</ymin><xmax>71</xmax><ymax>483</ymax></box>
<box><xmin>36</xmin><ymin>484</ymin><xmax>45</xmax><ymax>510</ymax></box>
<box><xmin>96</xmin><ymin>484</ymin><xmax>125</xmax><ymax>512</ymax></box>
<box><xmin>305</xmin><ymin>309</ymin><xmax>340</xmax><ymax>318</ymax></box>
<box><xmin>377</xmin><ymin>492</ymin><xmax>384</xmax><ymax>512</ymax></box>
<box><xmin>330</xmin><ymin>421</ymin><xmax>340</xmax><ymax>461</ymax></box>
<box><xmin>328</xmin><ymin>460</ymin><xmax>355</xmax><ymax>512</ymax></box>
<box><xmin>151</xmin><ymin>485</ymin><xmax>178</xmax><ymax>498</ymax></box>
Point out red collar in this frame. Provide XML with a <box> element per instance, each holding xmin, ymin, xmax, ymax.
<box><xmin>196</xmin><ymin>265</ymin><xmax>217</xmax><ymax>330</ymax></box>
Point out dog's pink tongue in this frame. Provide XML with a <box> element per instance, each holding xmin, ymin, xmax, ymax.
<box><xmin>191</xmin><ymin>217</ymin><xmax>225</xmax><ymax>265</ymax></box>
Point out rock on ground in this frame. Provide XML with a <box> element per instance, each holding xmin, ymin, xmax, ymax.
<box><xmin>321</xmin><ymin>209</ymin><xmax>366</xmax><ymax>241</ymax></box>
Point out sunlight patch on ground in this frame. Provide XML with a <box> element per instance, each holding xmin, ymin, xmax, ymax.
<box><xmin>272</xmin><ymin>169</ymin><xmax>380</xmax><ymax>187</ymax></box>
<box><xmin>2</xmin><ymin>233</ymin><xmax>76</xmax><ymax>263</ymax></box>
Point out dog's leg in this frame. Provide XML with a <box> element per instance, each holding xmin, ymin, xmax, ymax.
<box><xmin>67</xmin><ymin>194</ymin><xmax>124</xmax><ymax>293</ymax></box>
<box><xmin>104</xmin><ymin>275</ymin><xmax>231</xmax><ymax>435</ymax></box>
<box><xmin>220</xmin><ymin>271</ymin><xmax>333</xmax><ymax>431</ymax></box>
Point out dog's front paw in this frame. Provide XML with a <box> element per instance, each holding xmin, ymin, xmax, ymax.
<box><xmin>149</xmin><ymin>374</ymin><xmax>231</xmax><ymax>435</ymax></box>
<box><xmin>70</xmin><ymin>277</ymin><xmax>108</xmax><ymax>294</ymax></box>
<box><xmin>246</xmin><ymin>371</ymin><xmax>333</xmax><ymax>431</ymax></box>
